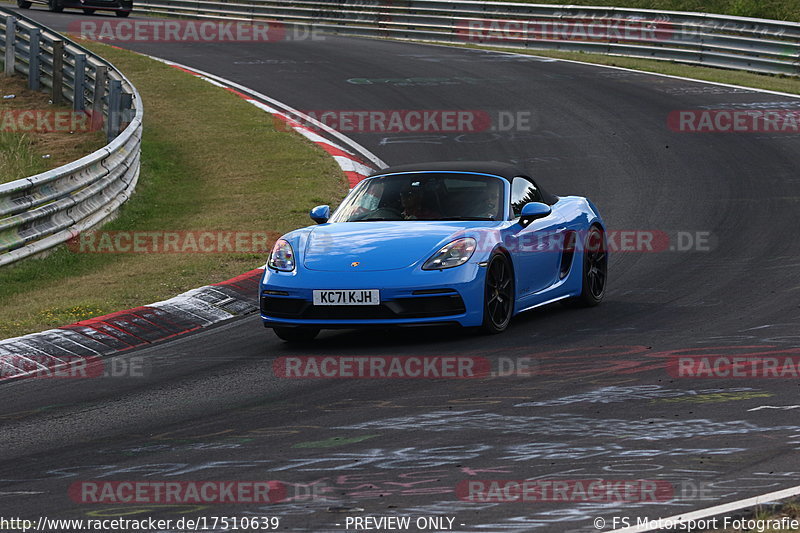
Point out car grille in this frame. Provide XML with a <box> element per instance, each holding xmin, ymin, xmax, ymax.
<box><xmin>261</xmin><ymin>294</ymin><xmax>466</xmax><ymax>320</ymax></box>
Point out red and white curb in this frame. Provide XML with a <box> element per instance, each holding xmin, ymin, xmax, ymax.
<box><xmin>0</xmin><ymin>269</ymin><xmax>262</xmax><ymax>381</ymax></box>
<box><xmin>0</xmin><ymin>55</ymin><xmax>386</xmax><ymax>381</ymax></box>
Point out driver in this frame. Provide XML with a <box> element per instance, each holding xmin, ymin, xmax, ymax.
<box><xmin>474</xmin><ymin>183</ymin><xmax>501</xmax><ymax>219</ymax></box>
<box><xmin>401</xmin><ymin>185</ymin><xmax>439</xmax><ymax>220</ymax></box>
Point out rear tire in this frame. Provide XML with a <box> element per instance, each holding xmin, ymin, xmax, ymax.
<box><xmin>17</xmin><ymin>0</ymin><xmax>32</xmax><ymax>9</ymax></box>
<box><xmin>480</xmin><ymin>252</ymin><xmax>514</xmax><ymax>334</ymax></box>
<box><xmin>115</xmin><ymin>9</ymin><xmax>131</xmax><ymax>17</ymax></box>
<box><xmin>573</xmin><ymin>225</ymin><xmax>607</xmax><ymax>307</ymax></box>
<box><xmin>48</xmin><ymin>0</ymin><xmax>63</xmax><ymax>12</ymax></box>
<box><xmin>273</xmin><ymin>327</ymin><xmax>320</xmax><ymax>343</ymax></box>
<box><xmin>83</xmin><ymin>8</ymin><xmax>95</xmax><ymax>14</ymax></box>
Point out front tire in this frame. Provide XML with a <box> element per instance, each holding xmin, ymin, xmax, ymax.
<box><xmin>115</xmin><ymin>9</ymin><xmax>131</xmax><ymax>17</ymax></box>
<box><xmin>273</xmin><ymin>327</ymin><xmax>319</xmax><ymax>343</ymax></box>
<box><xmin>574</xmin><ymin>225</ymin><xmax>607</xmax><ymax>306</ymax></box>
<box><xmin>481</xmin><ymin>252</ymin><xmax>514</xmax><ymax>334</ymax></box>
<box><xmin>83</xmin><ymin>8</ymin><xmax>95</xmax><ymax>14</ymax></box>
<box><xmin>17</xmin><ymin>0</ymin><xmax>32</xmax><ymax>9</ymax></box>
<box><xmin>48</xmin><ymin>0</ymin><xmax>63</xmax><ymax>12</ymax></box>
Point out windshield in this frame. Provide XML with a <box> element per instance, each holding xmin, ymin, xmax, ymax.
<box><xmin>329</xmin><ymin>173</ymin><xmax>505</xmax><ymax>222</ymax></box>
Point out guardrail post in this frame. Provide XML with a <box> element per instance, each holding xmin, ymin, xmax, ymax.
<box><xmin>51</xmin><ymin>40</ymin><xmax>64</xmax><ymax>105</ymax></box>
<box><xmin>106</xmin><ymin>79</ymin><xmax>122</xmax><ymax>142</ymax></box>
<box><xmin>28</xmin><ymin>28</ymin><xmax>41</xmax><ymax>90</ymax></box>
<box><xmin>73</xmin><ymin>54</ymin><xmax>86</xmax><ymax>111</ymax></box>
<box><xmin>120</xmin><ymin>92</ymin><xmax>133</xmax><ymax>125</ymax></box>
<box><xmin>91</xmin><ymin>65</ymin><xmax>107</xmax><ymax>131</ymax></box>
<box><xmin>3</xmin><ymin>16</ymin><xmax>15</xmax><ymax>77</ymax></box>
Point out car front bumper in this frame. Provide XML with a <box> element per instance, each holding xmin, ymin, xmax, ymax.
<box><xmin>259</xmin><ymin>263</ymin><xmax>486</xmax><ymax>329</ymax></box>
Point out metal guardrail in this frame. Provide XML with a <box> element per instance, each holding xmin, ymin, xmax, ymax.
<box><xmin>133</xmin><ymin>0</ymin><xmax>800</xmax><ymax>76</ymax></box>
<box><xmin>0</xmin><ymin>6</ymin><xmax>142</xmax><ymax>266</ymax></box>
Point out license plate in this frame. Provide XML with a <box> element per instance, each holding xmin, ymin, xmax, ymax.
<box><xmin>313</xmin><ymin>289</ymin><xmax>380</xmax><ymax>306</ymax></box>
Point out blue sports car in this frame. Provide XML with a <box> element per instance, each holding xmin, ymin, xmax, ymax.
<box><xmin>260</xmin><ymin>161</ymin><xmax>607</xmax><ymax>341</ymax></box>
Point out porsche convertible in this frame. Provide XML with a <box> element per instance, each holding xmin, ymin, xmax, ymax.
<box><xmin>260</xmin><ymin>161</ymin><xmax>607</xmax><ymax>341</ymax></box>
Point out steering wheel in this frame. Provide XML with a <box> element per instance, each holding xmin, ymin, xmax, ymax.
<box><xmin>370</xmin><ymin>207</ymin><xmax>404</xmax><ymax>220</ymax></box>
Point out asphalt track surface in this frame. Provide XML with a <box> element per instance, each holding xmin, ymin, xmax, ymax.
<box><xmin>3</xmin><ymin>8</ymin><xmax>800</xmax><ymax>533</ymax></box>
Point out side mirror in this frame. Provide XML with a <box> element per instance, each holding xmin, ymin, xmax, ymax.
<box><xmin>519</xmin><ymin>202</ymin><xmax>551</xmax><ymax>226</ymax></box>
<box><xmin>310</xmin><ymin>205</ymin><xmax>330</xmax><ymax>224</ymax></box>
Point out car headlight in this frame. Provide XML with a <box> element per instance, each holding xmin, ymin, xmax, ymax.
<box><xmin>268</xmin><ymin>239</ymin><xmax>295</xmax><ymax>272</ymax></box>
<box><xmin>422</xmin><ymin>238</ymin><xmax>477</xmax><ymax>270</ymax></box>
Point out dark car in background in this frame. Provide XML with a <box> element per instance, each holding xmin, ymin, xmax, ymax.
<box><xmin>17</xmin><ymin>0</ymin><xmax>132</xmax><ymax>17</ymax></box>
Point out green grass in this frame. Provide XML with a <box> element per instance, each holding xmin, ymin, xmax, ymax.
<box><xmin>0</xmin><ymin>41</ymin><xmax>346</xmax><ymax>339</ymax></box>
<box><xmin>0</xmin><ymin>131</ymin><xmax>44</xmax><ymax>183</ymax></box>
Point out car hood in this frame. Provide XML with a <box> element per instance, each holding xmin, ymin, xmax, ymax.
<box><xmin>302</xmin><ymin>221</ymin><xmax>492</xmax><ymax>272</ymax></box>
